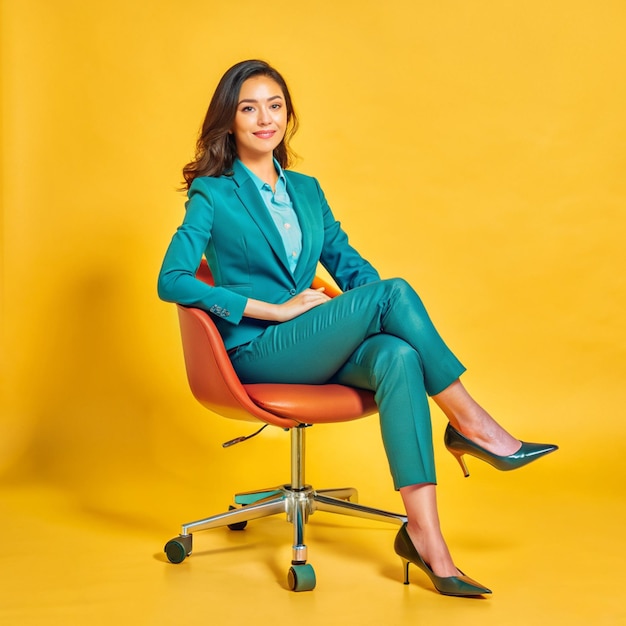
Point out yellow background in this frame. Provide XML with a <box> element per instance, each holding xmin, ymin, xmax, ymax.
<box><xmin>1</xmin><ymin>1</ymin><xmax>625</xmax><ymax>624</ymax></box>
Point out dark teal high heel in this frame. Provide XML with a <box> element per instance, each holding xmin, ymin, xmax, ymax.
<box><xmin>444</xmin><ymin>423</ymin><xmax>558</xmax><ymax>477</ymax></box>
<box><xmin>394</xmin><ymin>524</ymin><xmax>491</xmax><ymax>597</ymax></box>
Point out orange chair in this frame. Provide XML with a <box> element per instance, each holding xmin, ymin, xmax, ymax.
<box><xmin>163</xmin><ymin>260</ymin><xmax>406</xmax><ymax>591</ymax></box>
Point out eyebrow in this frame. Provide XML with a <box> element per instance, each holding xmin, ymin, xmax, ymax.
<box><xmin>237</xmin><ymin>95</ymin><xmax>284</xmax><ymax>105</ymax></box>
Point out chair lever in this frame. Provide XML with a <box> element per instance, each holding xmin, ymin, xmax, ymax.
<box><xmin>222</xmin><ymin>424</ymin><xmax>268</xmax><ymax>448</ymax></box>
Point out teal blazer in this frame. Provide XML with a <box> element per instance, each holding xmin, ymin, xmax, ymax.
<box><xmin>157</xmin><ymin>160</ymin><xmax>379</xmax><ymax>351</ymax></box>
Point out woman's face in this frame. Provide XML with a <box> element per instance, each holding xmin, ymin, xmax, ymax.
<box><xmin>231</xmin><ymin>75</ymin><xmax>287</xmax><ymax>164</ymax></box>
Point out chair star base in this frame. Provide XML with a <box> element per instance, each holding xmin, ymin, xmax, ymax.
<box><xmin>164</xmin><ymin>426</ymin><xmax>406</xmax><ymax>591</ymax></box>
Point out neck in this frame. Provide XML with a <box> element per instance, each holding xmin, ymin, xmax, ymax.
<box><xmin>240</xmin><ymin>155</ymin><xmax>278</xmax><ymax>189</ymax></box>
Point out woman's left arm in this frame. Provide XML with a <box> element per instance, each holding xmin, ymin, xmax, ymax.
<box><xmin>315</xmin><ymin>179</ymin><xmax>380</xmax><ymax>291</ymax></box>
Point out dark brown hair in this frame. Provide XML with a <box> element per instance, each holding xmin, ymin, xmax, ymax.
<box><xmin>182</xmin><ymin>60</ymin><xmax>299</xmax><ymax>189</ymax></box>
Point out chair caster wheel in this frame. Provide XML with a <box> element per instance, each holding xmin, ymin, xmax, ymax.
<box><xmin>288</xmin><ymin>563</ymin><xmax>316</xmax><ymax>591</ymax></box>
<box><xmin>227</xmin><ymin>505</ymin><xmax>248</xmax><ymax>531</ymax></box>
<box><xmin>164</xmin><ymin>535</ymin><xmax>192</xmax><ymax>563</ymax></box>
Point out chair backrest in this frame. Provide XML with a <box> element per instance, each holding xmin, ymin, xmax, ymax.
<box><xmin>176</xmin><ymin>260</ymin><xmax>378</xmax><ymax>428</ymax></box>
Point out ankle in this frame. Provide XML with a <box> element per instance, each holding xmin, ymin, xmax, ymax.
<box><xmin>405</xmin><ymin>525</ymin><xmax>458</xmax><ymax>578</ymax></box>
<box><xmin>452</xmin><ymin>417</ymin><xmax>520</xmax><ymax>456</ymax></box>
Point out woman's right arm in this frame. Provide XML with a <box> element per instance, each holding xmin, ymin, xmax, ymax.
<box><xmin>157</xmin><ymin>183</ymin><xmax>248</xmax><ymax>325</ymax></box>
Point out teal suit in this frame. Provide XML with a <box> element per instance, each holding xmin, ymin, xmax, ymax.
<box><xmin>158</xmin><ymin>161</ymin><xmax>465</xmax><ymax>489</ymax></box>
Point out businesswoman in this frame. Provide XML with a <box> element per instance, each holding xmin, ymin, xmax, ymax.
<box><xmin>158</xmin><ymin>59</ymin><xmax>557</xmax><ymax>597</ymax></box>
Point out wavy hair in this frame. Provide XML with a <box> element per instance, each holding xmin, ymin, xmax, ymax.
<box><xmin>181</xmin><ymin>60</ymin><xmax>299</xmax><ymax>189</ymax></box>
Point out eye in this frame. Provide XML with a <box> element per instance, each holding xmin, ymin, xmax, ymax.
<box><xmin>270</xmin><ymin>103</ymin><xmax>282</xmax><ymax>110</ymax></box>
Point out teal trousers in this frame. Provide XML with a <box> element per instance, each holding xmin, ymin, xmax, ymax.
<box><xmin>230</xmin><ymin>278</ymin><xmax>465</xmax><ymax>488</ymax></box>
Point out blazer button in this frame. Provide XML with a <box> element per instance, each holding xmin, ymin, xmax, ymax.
<box><xmin>289</xmin><ymin>289</ymin><xmax>297</xmax><ymax>296</ymax></box>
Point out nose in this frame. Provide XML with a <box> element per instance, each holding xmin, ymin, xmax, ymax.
<box><xmin>257</xmin><ymin>106</ymin><xmax>272</xmax><ymax>125</ymax></box>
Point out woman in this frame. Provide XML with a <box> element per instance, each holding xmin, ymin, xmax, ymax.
<box><xmin>158</xmin><ymin>59</ymin><xmax>557</xmax><ymax>597</ymax></box>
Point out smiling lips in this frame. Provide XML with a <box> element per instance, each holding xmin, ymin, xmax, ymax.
<box><xmin>253</xmin><ymin>130</ymin><xmax>276</xmax><ymax>139</ymax></box>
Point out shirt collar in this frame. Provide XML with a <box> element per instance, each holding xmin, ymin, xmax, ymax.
<box><xmin>237</xmin><ymin>158</ymin><xmax>286</xmax><ymax>192</ymax></box>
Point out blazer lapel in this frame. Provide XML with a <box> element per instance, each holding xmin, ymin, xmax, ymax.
<box><xmin>232</xmin><ymin>161</ymin><xmax>293</xmax><ymax>279</ymax></box>
<box><xmin>285</xmin><ymin>173</ymin><xmax>318</xmax><ymax>286</ymax></box>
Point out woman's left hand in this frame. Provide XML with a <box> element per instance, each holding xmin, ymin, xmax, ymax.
<box><xmin>242</xmin><ymin>287</ymin><xmax>330</xmax><ymax>322</ymax></box>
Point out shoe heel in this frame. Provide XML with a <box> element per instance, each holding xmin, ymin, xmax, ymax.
<box><xmin>453</xmin><ymin>453</ymin><xmax>470</xmax><ymax>478</ymax></box>
<box><xmin>401</xmin><ymin>558</ymin><xmax>410</xmax><ymax>585</ymax></box>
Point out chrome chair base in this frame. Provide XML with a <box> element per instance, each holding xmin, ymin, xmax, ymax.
<box><xmin>164</xmin><ymin>426</ymin><xmax>407</xmax><ymax>590</ymax></box>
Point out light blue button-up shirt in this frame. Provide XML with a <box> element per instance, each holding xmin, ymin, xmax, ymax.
<box><xmin>238</xmin><ymin>159</ymin><xmax>303</xmax><ymax>273</ymax></box>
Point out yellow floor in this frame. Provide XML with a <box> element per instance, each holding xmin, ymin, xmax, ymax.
<box><xmin>1</xmin><ymin>435</ymin><xmax>624</xmax><ymax>626</ymax></box>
